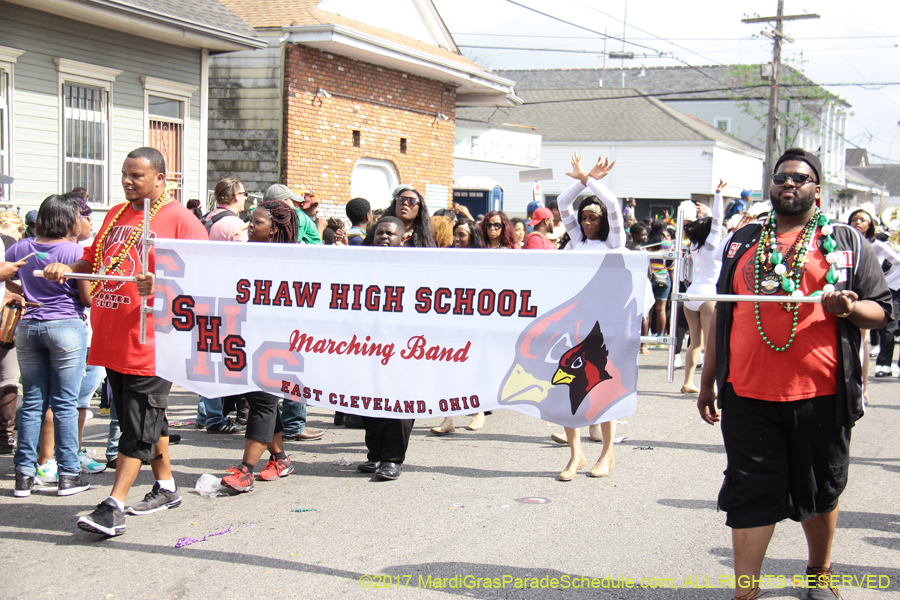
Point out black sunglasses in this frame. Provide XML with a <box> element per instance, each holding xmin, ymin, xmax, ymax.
<box><xmin>486</xmin><ymin>222</ymin><xmax>503</xmax><ymax>229</ymax></box>
<box><xmin>772</xmin><ymin>172</ymin><xmax>817</xmax><ymax>186</ymax></box>
<box><xmin>396</xmin><ymin>195</ymin><xmax>419</xmax><ymax>206</ymax></box>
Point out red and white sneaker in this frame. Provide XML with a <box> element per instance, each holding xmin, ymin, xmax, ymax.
<box><xmin>221</xmin><ymin>465</ymin><xmax>254</xmax><ymax>492</ymax></box>
<box><xmin>258</xmin><ymin>456</ymin><xmax>294</xmax><ymax>481</ymax></box>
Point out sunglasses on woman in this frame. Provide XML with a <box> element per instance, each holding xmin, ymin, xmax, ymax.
<box><xmin>396</xmin><ymin>195</ymin><xmax>419</xmax><ymax>206</ymax></box>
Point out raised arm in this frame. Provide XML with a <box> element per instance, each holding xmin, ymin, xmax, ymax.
<box><xmin>560</xmin><ymin>151</ymin><xmax>589</xmax><ymax>245</ymax></box>
<box><xmin>584</xmin><ymin>156</ymin><xmax>623</xmax><ymax>249</ymax></box>
<box><xmin>705</xmin><ymin>179</ymin><xmax>727</xmax><ymax>252</ymax></box>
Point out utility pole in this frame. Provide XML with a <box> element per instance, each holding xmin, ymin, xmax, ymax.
<box><xmin>743</xmin><ymin>4</ymin><xmax>819</xmax><ymax>198</ymax></box>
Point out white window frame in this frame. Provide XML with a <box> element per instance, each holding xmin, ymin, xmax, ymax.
<box><xmin>142</xmin><ymin>77</ymin><xmax>196</xmax><ymax>204</ymax></box>
<box><xmin>713</xmin><ymin>118</ymin><xmax>731</xmax><ymax>133</ymax></box>
<box><xmin>55</xmin><ymin>58</ymin><xmax>121</xmax><ymax>205</ymax></box>
<box><xmin>0</xmin><ymin>46</ymin><xmax>25</xmax><ymax>206</ymax></box>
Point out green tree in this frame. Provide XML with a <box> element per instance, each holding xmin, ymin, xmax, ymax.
<box><xmin>726</xmin><ymin>62</ymin><xmax>844</xmax><ymax>158</ymax></box>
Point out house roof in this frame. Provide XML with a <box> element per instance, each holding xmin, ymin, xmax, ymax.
<box><xmin>844</xmin><ymin>167</ymin><xmax>881</xmax><ymax>191</ymax></box>
<box><xmin>7</xmin><ymin>0</ymin><xmax>265</xmax><ymax>50</ymax></box>
<box><xmin>845</xmin><ymin>148</ymin><xmax>869</xmax><ymax>168</ymax></box>
<box><xmin>456</xmin><ymin>88</ymin><xmax>763</xmax><ymax>154</ymax></box>
<box><xmin>854</xmin><ymin>164</ymin><xmax>900</xmax><ymax>196</ymax></box>
<box><xmin>495</xmin><ymin>65</ymin><xmax>849</xmax><ymax>107</ymax></box>
<box><xmin>222</xmin><ymin>0</ymin><xmax>475</xmax><ymax>74</ymax></box>
<box><xmin>218</xmin><ymin>0</ymin><xmax>517</xmax><ymax>105</ymax></box>
<box><xmin>101</xmin><ymin>0</ymin><xmax>259</xmax><ymax>38</ymax></box>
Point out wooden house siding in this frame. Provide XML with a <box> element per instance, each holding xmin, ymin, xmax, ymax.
<box><xmin>1</xmin><ymin>1</ymin><xmax>203</xmax><ymax>211</ymax></box>
<box><xmin>207</xmin><ymin>41</ymin><xmax>283</xmax><ymax>195</ymax></box>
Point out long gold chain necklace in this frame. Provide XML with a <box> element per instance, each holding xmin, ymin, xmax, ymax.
<box><xmin>89</xmin><ymin>191</ymin><xmax>171</xmax><ymax>297</ymax></box>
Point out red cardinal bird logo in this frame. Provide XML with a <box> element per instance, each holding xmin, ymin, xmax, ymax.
<box><xmin>497</xmin><ymin>252</ymin><xmax>639</xmax><ymax>427</ymax></box>
<box><xmin>552</xmin><ymin>322</ymin><xmax>611</xmax><ymax>415</ymax></box>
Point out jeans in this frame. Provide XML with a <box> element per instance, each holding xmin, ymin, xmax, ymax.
<box><xmin>196</xmin><ymin>396</ymin><xmax>226</xmax><ymax>428</ymax></box>
<box><xmin>13</xmin><ymin>318</ymin><xmax>87</xmax><ymax>477</ymax></box>
<box><xmin>280</xmin><ymin>399</ymin><xmax>308</xmax><ymax>436</ymax></box>
<box><xmin>78</xmin><ymin>363</ymin><xmax>106</xmax><ymax>409</ymax></box>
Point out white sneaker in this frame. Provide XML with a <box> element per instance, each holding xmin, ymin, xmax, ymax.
<box><xmin>875</xmin><ymin>365</ymin><xmax>890</xmax><ymax>378</ymax></box>
<box><xmin>35</xmin><ymin>459</ymin><xmax>58</xmax><ymax>485</ymax></box>
<box><xmin>673</xmin><ymin>354</ymin><xmax>683</xmax><ymax>369</ymax></box>
<box><xmin>78</xmin><ymin>448</ymin><xmax>107</xmax><ymax>474</ymax></box>
<box><xmin>697</xmin><ymin>352</ymin><xmax>704</xmax><ymax>367</ymax></box>
<box><xmin>869</xmin><ymin>345</ymin><xmax>880</xmax><ymax>358</ymax></box>
<box><xmin>893</xmin><ymin>365</ymin><xmax>900</xmax><ymax>378</ymax></box>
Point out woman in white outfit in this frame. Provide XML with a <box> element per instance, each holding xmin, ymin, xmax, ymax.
<box><xmin>554</xmin><ymin>152</ymin><xmax>624</xmax><ymax>481</ymax></box>
<box><xmin>681</xmin><ymin>179</ymin><xmax>727</xmax><ymax>393</ymax></box>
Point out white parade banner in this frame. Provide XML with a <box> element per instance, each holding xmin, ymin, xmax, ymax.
<box><xmin>153</xmin><ymin>240</ymin><xmax>649</xmax><ymax>428</ymax></box>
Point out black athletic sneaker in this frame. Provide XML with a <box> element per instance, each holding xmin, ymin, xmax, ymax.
<box><xmin>14</xmin><ymin>471</ymin><xmax>34</xmax><ymax>498</ymax></box>
<box><xmin>57</xmin><ymin>474</ymin><xmax>90</xmax><ymax>496</ymax></box>
<box><xmin>125</xmin><ymin>482</ymin><xmax>182</xmax><ymax>515</ymax></box>
<box><xmin>206</xmin><ymin>418</ymin><xmax>245</xmax><ymax>434</ymax></box>
<box><xmin>77</xmin><ymin>498</ymin><xmax>126</xmax><ymax>537</ymax></box>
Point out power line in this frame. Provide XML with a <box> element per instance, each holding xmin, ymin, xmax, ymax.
<box><xmin>458</xmin><ymin>44</ymin><xmax>665</xmax><ymax>57</ymax></box>
<box><xmin>500</xmin><ymin>0</ymin><xmax>666</xmax><ymax>54</ymax></box>
<box><xmin>455</xmin><ymin>33</ymin><xmax>900</xmax><ymax>41</ymax></box>
<box><xmin>568</xmin><ymin>0</ymin><xmax>727</xmax><ymax>67</ymax></box>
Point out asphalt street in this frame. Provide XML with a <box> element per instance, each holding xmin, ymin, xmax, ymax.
<box><xmin>1</xmin><ymin>348</ymin><xmax>898</xmax><ymax>600</ymax></box>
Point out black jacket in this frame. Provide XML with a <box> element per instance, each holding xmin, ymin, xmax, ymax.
<box><xmin>714</xmin><ymin>220</ymin><xmax>892</xmax><ymax>425</ymax></box>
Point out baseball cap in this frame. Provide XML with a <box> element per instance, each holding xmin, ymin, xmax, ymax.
<box><xmin>740</xmin><ymin>190</ymin><xmax>750</xmax><ymax>198</ymax></box>
<box><xmin>25</xmin><ymin>210</ymin><xmax>38</xmax><ymax>227</ymax></box>
<box><xmin>774</xmin><ymin>147</ymin><xmax>822</xmax><ymax>183</ymax></box>
<box><xmin>526</xmin><ymin>199</ymin><xmax>543</xmax><ymax>214</ymax></box>
<box><xmin>528</xmin><ymin>207</ymin><xmax>553</xmax><ymax>226</ymax></box>
<box><xmin>263</xmin><ymin>184</ymin><xmax>302</xmax><ymax>204</ymax></box>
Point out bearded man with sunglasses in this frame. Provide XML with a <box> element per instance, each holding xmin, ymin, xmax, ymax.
<box><xmin>698</xmin><ymin>148</ymin><xmax>891</xmax><ymax>600</ymax></box>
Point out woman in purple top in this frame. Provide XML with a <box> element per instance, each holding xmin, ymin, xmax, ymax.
<box><xmin>9</xmin><ymin>195</ymin><xmax>90</xmax><ymax>498</ymax></box>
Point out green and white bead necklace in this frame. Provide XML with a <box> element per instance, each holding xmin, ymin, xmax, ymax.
<box><xmin>753</xmin><ymin>210</ymin><xmax>839</xmax><ymax>352</ymax></box>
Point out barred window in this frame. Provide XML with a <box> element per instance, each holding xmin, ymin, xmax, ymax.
<box><xmin>63</xmin><ymin>82</ymin><xmax>108</xmax><ymax>204</ymax></box>
<box><xmin>148</xmin><ymin>95</ymin><xmax>184</xmax><ymax>202</ymax></box>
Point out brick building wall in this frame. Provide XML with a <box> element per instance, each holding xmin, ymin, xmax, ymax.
<box><xmin>282</xmin><ymin>43</ymin><xmax>456</xmax><ymax>211</ymax></box>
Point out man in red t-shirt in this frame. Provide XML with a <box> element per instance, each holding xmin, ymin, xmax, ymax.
<box><xmin>522</xmin><ymin>207</ymin><xmax>556</xmax><ymax>250</ymax></box>
<box><xmin>698</xmin><ymin>148</ymin><xmax>891</xmax><ymax>600</ymax></box>
<box><xmin>44</xmin><ymin>147</ymin><xmax>208</xmax><ymax>537</ymax></box>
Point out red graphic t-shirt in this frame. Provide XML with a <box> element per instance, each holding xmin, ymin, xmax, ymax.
<box><xmin>728</xmin><ymin>229</ymin><xmax>839</xmax><ymax>401</ymax></box>
<box><xmin>522</xmin><ymin>232</ymin><xmax>555</xmax><ymax>250</ymax></box>
<box><xmin>82</xmin><ymin>200</ymin><xmax>208</xmax><ymax>375</ymax></box>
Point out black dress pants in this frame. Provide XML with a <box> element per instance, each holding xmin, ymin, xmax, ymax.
<box><xmin>361</xmin><ymin>416</ymin><xmax>414</xmax><ymax>464</ymax></box>
<box><xmin>875</xmin><ymin>288</ymin><xmax>900</xmax><ymax>368</ymax></box>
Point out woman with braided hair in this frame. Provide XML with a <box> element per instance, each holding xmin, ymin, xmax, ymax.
<box><xmin>247</xmin><ymin>200</ymin><xmax>298</xmax><ymax>245</ymax></box>
<box><xmin>220</xmin><ymin>200</ymin><xmax>300</xmax><ymax>493</ymax></box>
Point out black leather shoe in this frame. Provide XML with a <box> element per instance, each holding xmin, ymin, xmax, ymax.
<box><xmin>344</xmin><ymin>415</ymin><xmax>365</xmax><ymax>429</ymax></box>
<box><xmin>334</xmin><ymin>412</ymin><xmax>346</xmax><ymax>426</ymax></box>
<box><xmin>357</xmin><ymin>461</ymin><xmax>380</xmax><ymax>473</ymax></box>
<box><xmin>375</xmin><ymin>462</ymin><xmax>402</xmax><ymax>480</ymax></box>
<box><xmin>168</xmin><ymin>433</ymin><xmax>182</xmax><ymax>445</ymax></box>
